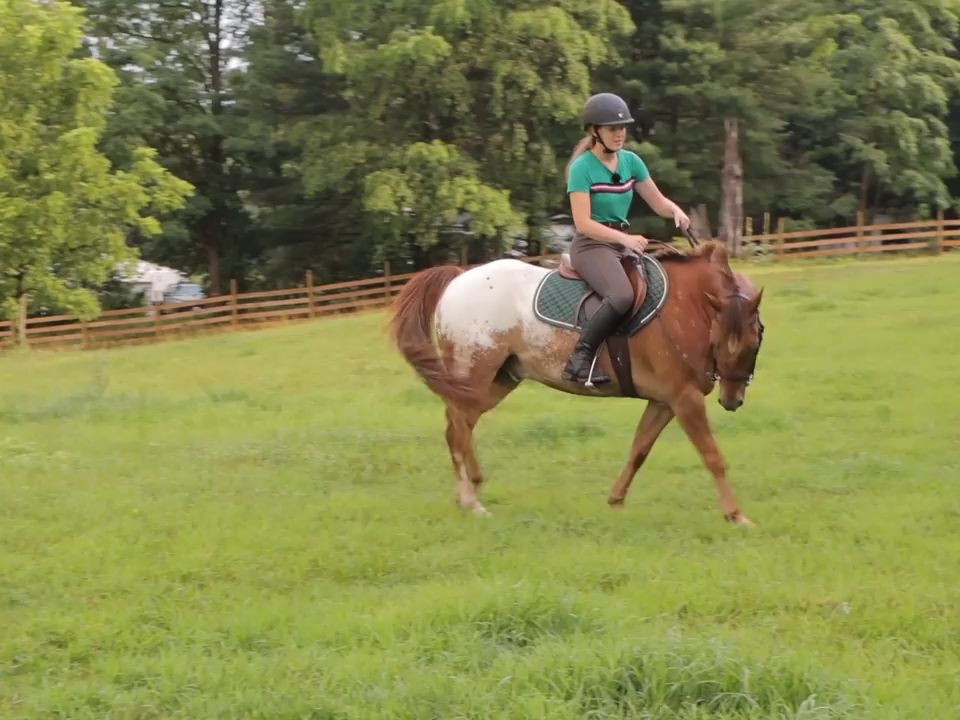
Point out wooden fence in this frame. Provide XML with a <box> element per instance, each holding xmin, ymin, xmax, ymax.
<box><xmin>2</xmin><ymin>214</ymin><xmax>958</xmax><ymax>352</ymax></box>
<box><xmin>752</xmin><ymin>211</ymin><xmax>960</xmax><ymax>258</ymax></box>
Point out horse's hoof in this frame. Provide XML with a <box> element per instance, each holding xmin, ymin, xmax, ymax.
<box><xmin>725</xmin><ymin>510</ymin><xmax>754</xmax><ymax>526</ymax></box>
<box><xmin>607</xmin><ymin>498</ymin><xmax>625</xmax><ymax>510</ymax></box>
<box><xmin>470</xmin><ymin>504</ymin><xmax>491</xmax><ymax>517</ymax></box>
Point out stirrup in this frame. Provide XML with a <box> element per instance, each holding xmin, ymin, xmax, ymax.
<box><xmin>584</xmin><ymin>353</ymin><xmax>601</xmax><ymax>388</ymax></box>
<box><xmin>576</xmin><ymin>351</ymin><xmax>610</xmax><ymax>386</ymax></box>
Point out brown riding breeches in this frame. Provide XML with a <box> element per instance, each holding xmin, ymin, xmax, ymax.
<box><xmin>568</xmin><ymin>233</ymin><xmax>633</xmax><ymax>315</ymax></box>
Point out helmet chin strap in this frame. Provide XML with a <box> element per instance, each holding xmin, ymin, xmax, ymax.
<box><xmin>592</xmin><ymin>129</ymin><xmax>617</xmax><ymax>155</ymax></box>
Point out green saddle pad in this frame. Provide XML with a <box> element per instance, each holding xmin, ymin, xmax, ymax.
<box><xmin>533</xmin><ymin>255</ymin><xmax>669</xmax><ymax>336</ymax></box>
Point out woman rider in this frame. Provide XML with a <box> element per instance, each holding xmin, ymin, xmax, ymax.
<box><xmin>562</xmin><ymin>92</ymin><xmax>692</xmax><ymax>384</ymax></box>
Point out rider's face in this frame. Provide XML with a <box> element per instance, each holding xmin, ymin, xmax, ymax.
<box><xmin>596</xmin><ymin>124</ymin><xmax>629</xmax><ymax>149</ymax></box>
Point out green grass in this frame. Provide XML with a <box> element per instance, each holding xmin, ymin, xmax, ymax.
<box><xmin>2</xmin><ymin>254</ymin><xmax>959</xmax><ymax>719</ymax></box>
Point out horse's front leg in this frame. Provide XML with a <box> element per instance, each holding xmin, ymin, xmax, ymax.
<box><xmin>671</xmin><ymin>390</ymin><xmax>753</xmax><ymax>525</ymax></box>
<box><xmin>608</xmin><ymin>401</ymin><xmax>674</xmax><ymax>507</ymax></box>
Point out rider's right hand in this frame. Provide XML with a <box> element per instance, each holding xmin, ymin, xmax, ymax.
<box><xmin>622</xmin><ymin>234</ymin><xmax>648</xmax><ymax>254</ymax></box>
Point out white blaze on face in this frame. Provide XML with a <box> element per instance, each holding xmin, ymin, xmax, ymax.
<box><xmin>435</xmin><ymin>260</ymin><xmax>553</xmax><ymax>370</ymax></box>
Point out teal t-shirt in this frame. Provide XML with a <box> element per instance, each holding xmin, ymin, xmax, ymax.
<box><xmin>566</xmin><ymin>150</ymin><xmax>650</xmax><ymax>223</ymax></box>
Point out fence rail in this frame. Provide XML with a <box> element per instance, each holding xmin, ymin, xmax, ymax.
<box><xmin>2</xmin><ymin>214</ymin><xmax>957</xmax><ymax>352</ymax></box>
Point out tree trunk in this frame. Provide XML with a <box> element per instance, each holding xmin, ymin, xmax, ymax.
<box><xmin>718</xmin><ymin>117</ymin><xmax>743</xmax><ymax>257</ymax></box>
<box><xmin>205</xmin><ymin>218</ymin><xmax>223</xmax><ymax>295</ymax></box>
<box><xmin>859</xmin><ymin>165</ymin><xmax>870</xmax><ymax>223</ymax></box>
<box><xmin>690</xmin><ymin>203</ymin><xmax>712</xmax><ymax>243</ymax></box>
<box><xmin>204</xmin><ymin>0</ymin><xmax>225</xmax><ymax>295</ymax></box>
<box><xmin>871</xmin><ymin>168</ymin><xmax>882</xmax><ymax>220</ymax></box>
<box><xmin>526</xmin><ymin>221</ymin><xmax>543</xmax><ymax>257</ymax></box>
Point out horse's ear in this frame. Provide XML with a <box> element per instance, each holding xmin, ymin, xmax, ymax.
<box><xmin>704</xmin><ymin>291</ymin><xmax>723</xmax><ymax>312</ymax></box>
<box><xmin>710</xmin><ymin>242</ymin><xmax>731</xmax><ymax>269</ymax></box>
<box><xmin>750</xmin><ymin>287</ymin><xmax>764</xmax><ymax>314</ymax></box>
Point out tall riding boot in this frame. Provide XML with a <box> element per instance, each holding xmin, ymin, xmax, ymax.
<box><xmin>562</xmin><ymin>299</ymin><xmax>625</xmax><ymax>384</ymax></box>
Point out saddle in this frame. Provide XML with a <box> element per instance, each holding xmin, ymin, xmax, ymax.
<box><xmin>533</xmin><ymin>252</ymin><xmax>668</xmax><ymax>398</ymax></box>
<box><xmin>558</xmin><ymin>252</ymin><xmax>648</xmax><ymax>317</ymax></box>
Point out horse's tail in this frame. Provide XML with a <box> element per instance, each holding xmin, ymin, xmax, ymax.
<box><xmin>389</xmin><ymin>265</ymin><xmax>480</xmax><ymax>408</ymax></box>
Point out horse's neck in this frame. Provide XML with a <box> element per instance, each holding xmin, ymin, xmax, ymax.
<box><xmin>663</xmin><ymin>259</ymin><xmax>716</xmax><ymax>353</ymax></box>
<box><xmin>668</xmin><ymin>258</ymin><xmax>715</xmax><ymax>316</ymax></box>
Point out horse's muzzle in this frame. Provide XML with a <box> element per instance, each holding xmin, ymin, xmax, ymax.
<box><xmin>719</xmin><ymin>396</ymin><xmax>744</xmax><ymax>412</ymax></box>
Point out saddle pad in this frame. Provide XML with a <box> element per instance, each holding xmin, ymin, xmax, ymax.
<box><xmin>533</xmin><ymin>254</ymin><xmax>669</xmax><ymax>336</ymax></box>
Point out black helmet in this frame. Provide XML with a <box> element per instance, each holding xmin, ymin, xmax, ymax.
<box><xmin>581</xmin><ymin>93</ymin><xmax>635</xmax><ymax>128</ymax></box>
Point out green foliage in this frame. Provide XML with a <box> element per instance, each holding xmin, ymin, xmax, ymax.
<box><xmin>0</xmin><ymin>0</ymin><xmax>191</xmax><ymax>320</ymax></box>
<box><xmin>6</xmin><ymin>0</ymin><xmax>960</xmax><ymax>296</ymax></box>
<box><xmin>811</xmin><ymin>0</ymin><xmax>960</xmax><ymax>216</ymax></box>
<box><xmin>300</xmin><ymin>0</ymin><xmax>633</xmax><ymax>263</ymax></box>
<box><xmin>76</xmin><ymin>0</ymin><xmax>254</xmax><ymax>292</ymax></box>
<box><xmin>363</xmin><ymin>141</ymin><xmax>523</xmax><ymax>256</ymax></box>
<box><xmin>226</xmin><ymin>0</ymin><xmax>359</xmax><ymax>286</ymax></box>
<box><xmin>616</xmin><ymin>0</ymin><xmax>960</xmax><ymax>228</ymax></box>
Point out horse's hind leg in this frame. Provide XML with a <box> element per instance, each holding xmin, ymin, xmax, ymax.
<box><xmin>608</xmin><ymin>401</ymin><xmax>674</xmax><ymax>507</ymax></box>
<box><xmin>446</xmin><ymin>406</ymin><xmax>487</xmax><ymax>514</ymax></box>
<box><xmin>445</xmin><ymin>375</ymin><xmax>517</xmax><ymax>515</ymax></box>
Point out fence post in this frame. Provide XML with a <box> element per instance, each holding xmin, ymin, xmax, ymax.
<box><xmin>80</xmin><ymin>319</ymin><xmax>89</xmax><ymax>349</ymax></box>
<box><xmin>776</xmin><ymin>218</ymin><xmax>786</xmax><ymax>260</ymax></box>
<box><xmin>230</xmin><ymin>279</ymin><xmax>239</xmax><ymax>328</ymax></box>
<box><xmin>856</xmin><ymin>210</ymin><xmax>866</xmax><ymax>255</ymax></box>
<box><xmin>383</xmin><ymin>261</ymin><xmax>391</xmax><ymax>309</ymax></box>
<box><xmin>153</xmin><ymin>302</ymin><xmax>163</xmax><ymax>339</ymax></box>
<box><xmin>935</xmin><ymin>209</ymin><xmax>945</xmax><ymax>255</ymax></box>
<box><xmin>306</xmin><ymin>269</ymin><xmax>316</xmax><ymax>317</ymax></box>
<box><xmin>460</xmin><ymin>245</ymin><xmax>468</xmax><ymax>267</ymax></box>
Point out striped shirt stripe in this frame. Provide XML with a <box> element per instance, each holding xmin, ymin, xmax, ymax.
<box><xmin>590</xmin><ymin>179</ymin><xmax>635</xmax><ymax>194</ymax></box>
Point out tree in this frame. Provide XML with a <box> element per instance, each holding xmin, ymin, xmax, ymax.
<box><xmin>300</xmin><ymin>0</ymin><xmax>634</xmax><ymax>266</ymax></box>
<box><xmin>78</xmin><ymin>0</ymin><xmax>257</xmax><ymax>293</ymax></box>
<box><xmin>810</xmin><ymin>1</ymin><xmax>960</xmax><ymax>220</ymax></box>
<box><xmin>0</xmin><ymin>0</ymin><xmax>191</xmax><ymax>333</ymax></box>
<box><xmin>227</xmin><ymin>0</ymin><xmax>363</xmax><ymax>287</ymax></box>
<box><xmin>617</xmin><ymin>0</ymin><xmax>960</xmax><ymax>248</ymax></box>
<box><xmin>614</xmin><ymin>0</ymin><xmax>840</xmax><ymax>253</ymax></box>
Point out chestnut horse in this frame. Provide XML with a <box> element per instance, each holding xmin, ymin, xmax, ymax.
<box><xmin>388</xmin><ymin>241</ymin><xmax>764</xmax><ymax>525</ymax></box>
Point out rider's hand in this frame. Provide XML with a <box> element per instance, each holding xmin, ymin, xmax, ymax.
<box><xmin>672</xmin><ymin>206</ymin><xmax>691</xmax><ymax>231</ymax></box>
<box><xmin>623</xmin><ymin>234</ymin><xmax>648</xmax><ymax>253</ymax></box>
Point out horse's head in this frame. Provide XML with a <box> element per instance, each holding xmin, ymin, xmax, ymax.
<box><xmin>703</xmin><ymin>246</ymin><xmax>765</xmax><ymax>411</ymax></box>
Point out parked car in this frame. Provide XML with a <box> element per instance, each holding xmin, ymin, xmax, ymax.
<box><xmin>163</xmin><ymin>282</ymin><xmax>206</xmax><ymax>303</ymax></box>
<box><xmin>163</xmin><ymin>282</ymin><xmax>205</xmax><ymax>307</ymax></box>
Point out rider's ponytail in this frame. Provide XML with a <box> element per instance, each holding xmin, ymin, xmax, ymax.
<box><xmin>565</xmin><ymin>133</ymin><xmax>595</xmax><ymax>181</ymax></box>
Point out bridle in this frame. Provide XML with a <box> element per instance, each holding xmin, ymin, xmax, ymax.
<box><xmin>705</xmin><ymin>311</ymin><xmax>765</xmax><ymax>386</ymax></box>
<box><xmin>665</xmin><ymin>228</ymin><xmax>764</xmax><ymax>387</ymax></box>
<box><xmin>659</xmin><ymin>296</ymin><xmax>762</xmax><ymax>389</ymax></box>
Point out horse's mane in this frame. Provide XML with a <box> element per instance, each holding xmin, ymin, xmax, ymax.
<box><xmin>647</xmin><ymin>239</ymin><xmax>724</xmax><ymax>263</ymax></box>
<box><xmin>650</xmin><ymin>240</ymin><xmax>747</xmax><ymax>336</ymax></box>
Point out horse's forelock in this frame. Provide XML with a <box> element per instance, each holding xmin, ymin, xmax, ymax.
<box><xmin>721</xmin><ymin>293</ymin><xmax>748</xmax><ymax>340</ymax></box>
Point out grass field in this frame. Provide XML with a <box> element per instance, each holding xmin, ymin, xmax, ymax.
<box><xmin>1</xmin><ymin>254</ymin><xmax>959</xmax><ymax>719</ymax></box>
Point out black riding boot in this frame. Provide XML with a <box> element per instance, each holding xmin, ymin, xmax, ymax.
<box><xmin>562</xmin><ymin>299</ymin><xmax>624</xmax><ymax>384</ymax></box>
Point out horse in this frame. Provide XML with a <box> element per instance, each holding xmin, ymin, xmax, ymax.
<box><xmin>387</xmin><ymin>240</ymin><xmax>765</xmax><ymax>525</ymax></box>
